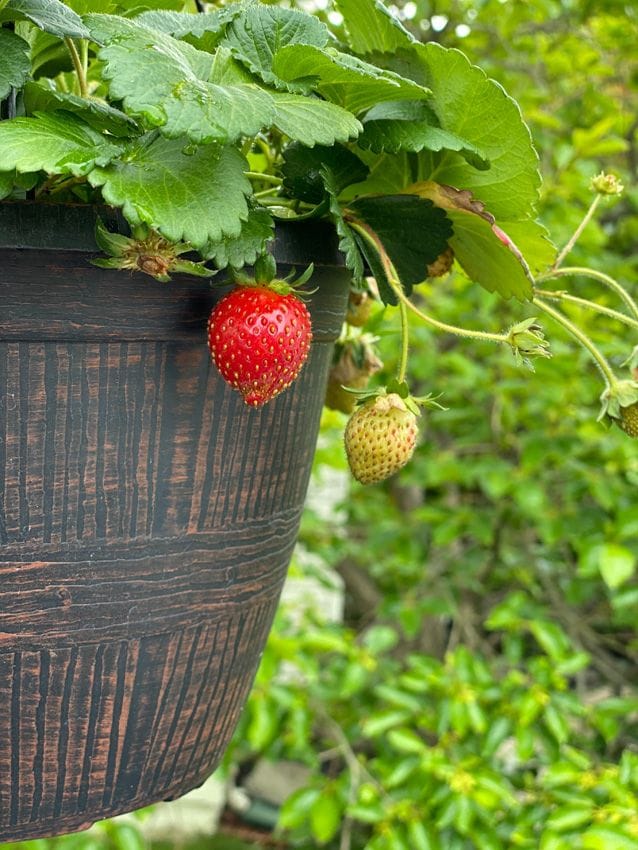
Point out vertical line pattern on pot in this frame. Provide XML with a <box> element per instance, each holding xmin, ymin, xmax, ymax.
<box><xmin>53</xmin><ymin>646</ymin><xmax>78</xmax><ymax>819</ymax></box>
<box><xmin>30</xmin><ymin>648</ymin><xmax>50</xmax><ymax>822</ymax></box>
<box><xmin>101</xmin><ymin>640</ymin><xmax>129</xmax><ymax>810</ymax></box>
<box><xmin>0</xmin><ymin>344</ymin><xmax>8</xmax><ymax>544</ymax></box>
<box><xmin>10</xmin><ymin>651</ymin><xmax>21</xmax><ymax>825</ymax></box>
<box><xmin>149</xmin><ymin>625</ymin><xmax>202</xmax><ymax>793</ymax></box>
<box><xmin>77</xmin><ymin>643</ymin><xmax>105</xmax><ymax>813</ymax></box>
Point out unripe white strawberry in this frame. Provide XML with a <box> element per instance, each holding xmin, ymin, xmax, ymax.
<box><xmin>619</xmin><ymin>402</ymin><xmax>638</xmax><ymax>438</ymax></box>
<box><xmin>344</xmin><ymin>393</ymin><xmax>419</xmax><ymax>484</ymax></box>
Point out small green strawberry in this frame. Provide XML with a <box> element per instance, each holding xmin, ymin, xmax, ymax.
<box><xmin>344</xmin><ymin>392</ymin><xmax>419</xmax><ymax>485</ymax></box>
<box><xmin>426</xmin><ymin>245</ymin><xmax>454</xmax><ymax>278</ymax></box>
<box><xmin>345</xmin><ymin>288</ymin><xmax>376</xmax><ymax>327</ymax></box>
<box><xmin>325</xmin><ymin>335</ymin><xmax>383</xmax><ymax>414</ymax></box>
<box><xmin>619</xmin><ymin>403</ymin><xmax>638</xmax><ymax>438</ymax></box>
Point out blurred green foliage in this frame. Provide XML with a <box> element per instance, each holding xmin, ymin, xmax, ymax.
<box><xmin>226</xmin><ymin>1</ymin><xmax>638</xmax><ymax>848</ymax></box>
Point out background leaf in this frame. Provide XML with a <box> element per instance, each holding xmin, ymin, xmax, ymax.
<box><xmin>334</xmin><ymin>0</ymin><xmax>414</xmax><ymax>55</ymax></box>
<box><xmin>273</xmin><ymin>44</ymin><xmax>431</xmax><ymax>114</ymax></box>
<box><xmin>0</xmin><ymin>112</ymin><xmax>122</xmax><ymax>176</ymax></box>
<box><xmin>598</xmin><ymin>543</ymin><xmax>636</xmax><ymax>590</ymax></box>
<box><xmin>203</xmin><ymin>206</ymin><xmax>274</xmax><ymax>269</ymax></box>
<box><xmin>1</xmin><ymin>0</ymin><xmax>89</xmax><ymax>38</ymax></box>
<box><xmin>346</xmin><ymin>193</ymin><xmax>453</xmax><ymax>302</ymax></box>
<box><xmin>0</xmin><ymin>28</ymin><xmax>31</xmax><ymax>101</ymax></box>
<box><xmin>224</xmin><ymin>4</ymin><xmax>330</xmax><ymax>91</ymax></box>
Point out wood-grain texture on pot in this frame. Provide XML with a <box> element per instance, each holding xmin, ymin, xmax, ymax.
<box><xmin>0</xmin><ymin>204</ymin><xmax>349</xmax><ymax>841</ymax></box>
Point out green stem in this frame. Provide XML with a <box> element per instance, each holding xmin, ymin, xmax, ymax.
<box><xmin>350</xmin><ymin>220</ymin><xmax>510</xmax><ymax>346</ymax></box>
<box><xmin>532</xmin><ymin>297</ymin><xmax>617</xmax><ymax>388</ymax></box>
<box><xmin>553</xmin><ymin>194</ymin><xmax>601</xmax><ymax>269</ymax></box>
<box><xmin>80</xmin><ymin>38</ymin><xmax>89</xmax><ymax>84</ymax></box>
<box><xmin>256</xmin><ymin>196</ymin><xmax>297</xmax><ymax>207</ymax></box>
<box><xmin>240</xmin><ymin>137</ymin><xmax>254</xmax><ymax>158</ymax></box>
<box><xmin>244</xmin><ymin>171</ymin><xmax>281</xmax><ymax>185</ymax></box>
<box><xmin>56</xmin><ymin>73</ymin><xmax>70</xmax><ymax>93</ymax></box>
<box><xmin>534</xmin><ymin>288</ymin><xmax>638</xmax><ymax>331</ymax></box>
<box><xmin>64</xmin><ymin>38</ymin><xmax>88</xmax><ymax>98</ymax></box>
<box><xmin>536</xmin><ymin>266</ymin><xmax>638</xmax><ymax>319</ymax></box>
<box><xmin>397</xmin><ymin>302</ymin><xmax>409</xmax><ymax>384</ymax></box>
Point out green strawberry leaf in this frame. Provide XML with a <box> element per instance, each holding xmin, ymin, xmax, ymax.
<box><xmin>322</xmin><ymin>166</ymin><xmax>365</xmax><ymax>286</ymax></box>
<box><xmin>271</xmin><ymin>91</ymin><xmax>361</xmax><ymax>147</ymax></box>
<box><xmin>283</xmin><ymin>142</ymin><xmax>369</xmax><ymax>204</ymax></box>
<box><xmin>88</xmin><ymin>134</ymin><xmax>251</xmax><ymax>249</ymax></box>
<box><xmin>224</xmin><ymin>5</ymin><xmax>330</xmax><ymax>92</ymax></box>
<box><xmin>0</xmin><ymin>112</ymin><xmax>123</xmax><ymax>176</ymax></box>
<box><xmin>0</xmin><ymin>170</ymin><xmax>16</xmax><ymax>200</ymax></box>
<box><xmin>407</xmin><ymin>181</ymin><xmax>533</xmax><ymax>300</ymax></box>
<box><xmin>135</xmin><ymin>7</ymin><xmax>241</xmax><ymax>39</ymax></box>
<box><xmin>381</xmin><ymin>42</ymin><xmax>540</xmax><ymax>220</ymax></box>
<box><xmin>498</xmin><ymin>218</ymin><xmax>556</xmax><ymax>275</ymax></box>
<box><xmin>273</xmin><ymin>44</ymin><xmax>431</xmax><ymax>114</ymax></box>
<box><xmin>0</xmin><ymin>0</ymin><xmax>89</xmax><ymax>37</ymax></box>
<box><xmin>0</xmin><ymin>28</ymin><xmax>31</xmax><ymax>101</ymax></box>
<box><xmin>87</xmin><ymin>14</ymin><xmax>275</xmax><ymax>145</ymax></box>
<box><xmin>344</xmin><ymin>194</ymin><xmax>453</xmax><ymax>303</ymax></box>
<box><xmin>203</xmin><ymin>205</ymin><xmax>275</xmax><ymax>269</ymax></box>
<box><xmin>342</xmin><ymin>150</ymin><xmax>413</xmax><ymax>198</ymax></box>
<box><xmin>23</xmin><ymin>81</ymin><xmax>138</xmax><ymax>137</ymax></box>
<box><xmin>333</xmin><ymin>0</ymin><xmax>414</xmax><ymax>55</ymax></box>
<box><xmin>359</xmin><ymin>100</ymin><xmax>489</xmax><ymax>170</ymax></box>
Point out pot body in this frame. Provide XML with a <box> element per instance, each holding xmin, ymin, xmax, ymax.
<box><xmin>0</xmin><ymin>203</ymin><xmax>348</xmax><ymax>841</ymax></box>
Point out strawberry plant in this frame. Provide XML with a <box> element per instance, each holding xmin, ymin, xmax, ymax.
<box><xmin>0</xmin><ymin>0</ymin><xmax>636</xmax><ymax>478</ymax></box>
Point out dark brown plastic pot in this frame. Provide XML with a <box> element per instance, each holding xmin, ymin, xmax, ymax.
<box><xmin>0</xmin><ymin>203</ymin><xmax>349</xmax><ymax>842</ymax></box>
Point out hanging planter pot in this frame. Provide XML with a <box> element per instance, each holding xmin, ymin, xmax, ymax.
<box><xmin>0</xmin><ymin>201</ymin><xmax>349</xmax><ymax>842</ymax></box>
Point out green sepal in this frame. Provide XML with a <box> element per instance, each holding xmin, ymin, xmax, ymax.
<box><xmin>506</xmin><ymin>317</ymin><xmax>552</xmax><ymax>371</ymax></box>
<box><xmin>91</xmin><ymin>256</ymin><xmax>127</xmax><ymax>270</ymax></box>
<box><xmin>254</xmin><ymin>253</ymin><xmax>277</xmax><ymax>284</ymax></box>
<box><xmin>94</xmin><ymin>217</ymin><xmax>133</xmax><ymax>257</ymax></box>
<box><xmin>386</xmin><ymin>378</ymin><xmax>410</xmax><ymax>398</ymax></box>
<box><xmin>599</xmin><ymin>380</ymin><xmax>638</xmax><ymax>423</ymax></box>
<box><xmin>170</xmin><ymin>259</ymin><xmax>216</xmax><ymax>279</ymax></box>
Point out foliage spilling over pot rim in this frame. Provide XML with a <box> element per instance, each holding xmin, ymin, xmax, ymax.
<box><xmin>0</xmin><ymin>0</ymin><xmax>635</xmax><ymax>476</ymax></box>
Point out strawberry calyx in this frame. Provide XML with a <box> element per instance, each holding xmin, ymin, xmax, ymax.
<box><xmin>505</xmin><ymin>317</ymin><xmax>552</xmax><ymax>370</ymax></box>
<box><xmin>598</xmin><ymin>379</ymin><xmax>638</xmax><ymax>426</ymax></box>
<box><xmin>92</xmin><ymin>219</ymin><xmax>215</xmax><ymax>282</ymax></box>
<box><xmin>230</xmin><ymin>257</ymin><xmax>316</xmax><ymax>300</ymax></box>
<box><xmin>342</xmin><ymin>379</ymin><xmax>446</xmax><ymax>418</ymax></box>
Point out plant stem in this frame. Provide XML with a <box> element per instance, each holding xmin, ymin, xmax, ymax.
<box><xmin>240</xmin><ymin>136</ymin><xmax>254</xmax><ymax>158</ymax></box>
<box><xmin>532</xmin><ymin>297</ymin><xmax>617</xmax><ymax>388</ymax></box>
<box><xmin>244</xmin><ymin>171</ymin><xmax>281</xmax><ymax>185</ymax></box>
<box><xmin>350</xmin><ymin>220</ymin><xmax>510</xmax><ymax>346</ymax></box>
<box><xmin>534</xmin><ymin>288</ymin><xmax>638</xmax><ymax>331</ymax></box>
<box><xmin>80</xmin><ymin>39</ymin><xmax>89</xmax><ymax>84</ymax></box>
<box><xmin>397</xmin><ymin>301</ymin><xmax>409</xmax><ymax>383</ymax></box>
<box><xmin>64</xmin><ymin>38</ymin><xmax>88</xmax><ymax>97</ymax></box>
<box><xmin>553</xmin><ymin>194</ymin><xmax>601</xmax><ymax>269</ymax></box>
<box><xmin>536</xmin><ymin>266</ymin><xmax>638</xmax><ymax>319</ymax></box>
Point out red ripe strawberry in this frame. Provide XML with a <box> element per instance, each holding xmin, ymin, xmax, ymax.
<box><xmin>207</xmin><ymin>283</ymin><xmax>312</xmax><ymax>407</ymax></box>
